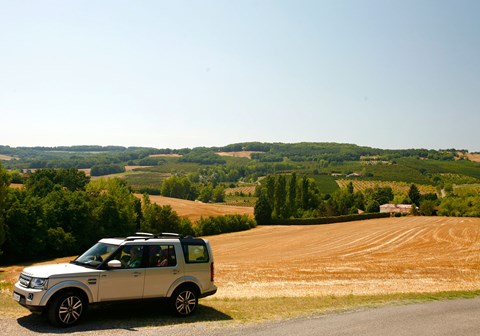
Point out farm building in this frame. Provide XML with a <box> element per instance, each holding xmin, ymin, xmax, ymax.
<box><xmin>379</xmin><ymin>204</ymin><xmax>413</xmax><ymax>214</ymax></box>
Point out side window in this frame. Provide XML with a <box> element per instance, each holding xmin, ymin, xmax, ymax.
<box><xmin>147</xmin><ymin>245</ymin><xmax>177</xmax><ymax>267</ymax></box>
<box><xmin>114</xmin><ymin>246</ymin><xmax>144</xmax><ymax>269</ymax></box>
<box><xmin>183</xmin><ymin>243</ymin><xmax>209</xmax><ymax>263</ymax></box>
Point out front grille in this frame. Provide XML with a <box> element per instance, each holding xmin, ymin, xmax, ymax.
<box><xmin>19</xmin><ymin>273</ymin><xmax>31</xmax><ymax>288</ymax></box>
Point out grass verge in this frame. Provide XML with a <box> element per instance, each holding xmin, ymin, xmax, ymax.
<box><xmin>200</xmin><ymin>290</ymin><xmax>480</xmax><ymax>323</ymax></box>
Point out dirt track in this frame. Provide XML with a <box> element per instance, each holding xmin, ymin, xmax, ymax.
<box><xmin>207</xmin><ymin>217</ymin><xmax>480</xmax><ymax>298</ymax></box>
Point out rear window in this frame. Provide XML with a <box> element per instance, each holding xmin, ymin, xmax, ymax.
<box><xmin>182</xmin><ymin>243</ymin><xmax>209</xmax><ymax>263</ymax></box>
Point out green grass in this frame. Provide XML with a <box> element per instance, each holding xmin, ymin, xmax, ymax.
<box><xmin>399</xmin><ymin>157</ymin><xmax>480</xmax><ymax>180</ymax></box>
<box><xmin>312</xmin><ymin>174</ymin><xmax>339</xmax><ymax>194</ymax></box>
<box><xmin>123</xmin><ymin>171</ymin><xmax>170</xmax><ymax>191</ymax></box>
<box><xmin>224</xmin><ymin>195</ymin><xmax>257</xmax><ymax>207</ymax></box>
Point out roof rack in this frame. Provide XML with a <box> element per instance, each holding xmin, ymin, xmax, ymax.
<box><xmin>124</xmin><ymin>232</ymin><xmax>189</xmax><ymax>241</ymax></box>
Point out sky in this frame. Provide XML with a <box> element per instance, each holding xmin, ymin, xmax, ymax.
<box><xmin>1</xmin><ymin>0</ymin><xmax>479</xmax><ymax>151</ymax></box>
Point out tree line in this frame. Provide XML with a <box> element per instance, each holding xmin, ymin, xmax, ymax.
<box><xmin>0</xmin><ymin>165</ymin><xmax>254</xmax><ymax>263</ymax></box>
<box><xmin>253</xmin><ymin>173</ymin><xmax>443</xmax><ymax>224</ymax></box>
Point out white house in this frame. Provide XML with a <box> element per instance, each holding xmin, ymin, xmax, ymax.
<box><xmin>379</xmin><ymin>204</ymin><xmax>413</xmax><ymax>214</ymax></box>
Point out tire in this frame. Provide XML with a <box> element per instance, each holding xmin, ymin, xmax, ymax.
<box><xmin>170</xmin><ymin>286</ymin><xmax>198</xmax><ymax>316</ymax></box>
<box><xmin>47</xmin><ymin>290</ymin><xmax>87</xmax><ymax>327</ymax></box>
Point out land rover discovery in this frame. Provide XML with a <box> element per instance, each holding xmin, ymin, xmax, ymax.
<box><xmin>13</xmin><ymin>233</ymin><xmax>217</xmax><ymax>327</ymax></box>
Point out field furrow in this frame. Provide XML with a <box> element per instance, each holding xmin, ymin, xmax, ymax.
<box><xmin>207</xmin><ymin>217</ymin><xmax>480</xmax><ymax>298</ymax></box>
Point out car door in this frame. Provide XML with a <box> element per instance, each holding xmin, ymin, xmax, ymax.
<box><xmin>143</xmin><ymin>244</ymin><xmax>183</xmax><ymax>298</ymax></box>
<box><xmin>97</xmin><ymin>245</ymin><xmax>146</xmax><ymax>301</ymax></box>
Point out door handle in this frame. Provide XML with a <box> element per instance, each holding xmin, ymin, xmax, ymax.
<box><xmin>132</xmin><ymin>272</ymin><xmax>142</xmax><ymax>277</ymax></box>
<box><xmin>172</xmin><ymin>270</ymin><xmax>179</xmax><ymax>275</ymax></box>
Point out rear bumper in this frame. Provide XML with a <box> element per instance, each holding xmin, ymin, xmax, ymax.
<box><xmin>200</xmin><ymin>287</ymin><xmax>217</xmax><ymax>298</ymax></box>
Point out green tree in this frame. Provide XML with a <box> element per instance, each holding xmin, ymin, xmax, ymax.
<box><xmin>265</xmin><ymin>175</ymin><xmax>275</xmax><ymax>210</ymax></box>
<box><xmin>2</xmin><ymin>190</ymin><xmax>47</xmax><ymax>262</ymax></box>
<box><xmin>364</xmin><ymin>186</ymin><xmax>394</xmax><ymax>206</ymax></box>
<box><xmin>299</xmin><ymin>176</ymin><xmax>309</xmax><ymax>210</ymax></box>
<box><xmin>198</xmin><ymin>186</ymin><xmax>213</xmax><ymax>203</ymax></box>
<box><xmin>0</xmin><ymin>164</ymin><xmax>11</xmax><ymax>255</ymax></box>
<box><xmin>365</xmin><ymin>199</ymin><xmax>380</xmax><ymax>213</ymax></box>
<box><xmin>419</xmin><ymin>199</ymin><xmax>436</xmax><ymax>216</ymax></box>
<box><xmin>408</xmin><ymin>184</ymin><xmax>421</xmax><ymax>206</ymax></box>
<box><xmin>254</xmin><ymin>193</ymin><xmax>272</xmax><ymax>224</ymax></box>
<box><xmin>161</xmin><ymin>175</ymin><xmax>196</xmax><ymax>200</ymax></box>
<box><xmin>141</xmin><ymin>200</ymin><xmax>191</xmax><ymax>234</ymax></box>
<box><xmin>274</xmin><ymin>175</ymin><xmax>287</xmax><ymax>219</ymax></box>
<box><xmin>347</xmin><ymin>181</ymin><xmax>354</xmax><ymax>194</ymax></box>
<box><xmin>212</xmin><ymin>185</ymin><xmax>225</xmax><ymax>202</ymax></box>
<box><xmin>26</xmin><ymin>168</ymin><xmax>90</xmax><ymax>197</ymax></box>
<box><xmin>87</xmin><ymin>178</ymin><xmax>138</xmax><ymax>237</ymax></box>
<box><xmin>287</xmin><ymin>173</ymin><xmax>297</xmax><ymax>217</ymax></box>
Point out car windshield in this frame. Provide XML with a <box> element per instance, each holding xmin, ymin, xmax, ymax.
<box><xmin>73</xmin><ymin>243</ymin><xmax>118</xmax><ymax>267</ymax></box>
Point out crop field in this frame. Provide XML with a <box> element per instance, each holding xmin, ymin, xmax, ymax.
<box><xmin>216</xmin><ymin>151</ymin><xmax>263</xmax><ymax>159</ymax></box>
<box><xmin>0</xmin><ymin>155</ymin><xmax>14</xmax><ymax>161</ymax></box>
<box><xmin>224</xmin><ymin>185</ymin><xmax>257</xmax><ymax>196</ymax></box>
<box><xmin>143</xmin><ymin>195</ymin><xmax>254</xmax><ymax>221</ymax></box>
<box><xmin>336</xmin><ymin>179</ymin><xmax>437</xmax><ymax>195</ymax></box>
<box><xmin>207</xmin><ymin>216</ymin><xmax>480</xmax><ymax>298</ymax></box>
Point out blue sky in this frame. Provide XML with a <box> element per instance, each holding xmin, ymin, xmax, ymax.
<box><xmin>1</xmin><ymin>0</ymin><xmax>479</xmax><ymax>151</ymax></box>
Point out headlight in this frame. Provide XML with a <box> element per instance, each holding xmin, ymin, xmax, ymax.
<box><xmin>30</xmin><ymin>278</ymin><xmax>48</xmax><ymax>290</ymax></box>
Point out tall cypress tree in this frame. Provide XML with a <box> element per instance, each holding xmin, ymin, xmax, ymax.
<box><xmin>287</xmin><ymin>173</ymin><xmax>297</xmax><ymax>217</ymax></box>
<box><xmin>274</xmin><ymin>175</ymin><xmax>287</xmax><ymax>219</ymax></box>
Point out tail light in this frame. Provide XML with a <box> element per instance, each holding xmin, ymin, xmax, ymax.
<box><xmin>210</xmin><ymin>262</ymin><xmax>215</xmax><ymax>282</ymax></box>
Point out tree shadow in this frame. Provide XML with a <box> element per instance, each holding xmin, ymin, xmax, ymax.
<box><xmin>16</xmin><ymin>300</ymin><xmax>232</xmax><ymax>334</ymax></box>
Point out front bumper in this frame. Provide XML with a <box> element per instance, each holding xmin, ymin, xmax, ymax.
<box><xmin>13</xmin><ymin>282</ymin><xmax>46</xmax><ymax>311</ymax></box>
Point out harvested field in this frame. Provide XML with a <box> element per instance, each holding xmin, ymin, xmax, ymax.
<box><xmin>207</xmin><ymin>216</ymin><xmax>480</xmax><ymax>298</ymax></box>
<box><xmin>216</xmin><ymin>151</ymin><xmax>263</xmax><ymax>159</ymax></box>
<box><xmin>78</xmin><ymin>168</ymin><xmax>91</xmax><ymax>176</ymax></box>
<box><xmin>148</xmin><ymin>153</ymin><xmax>182</xmax><ymax>157</ymax></box>
<box><xmin>466</xmin><ymin>153</ymin><xmax>480</xmax><ymax>163</ymax></box>
<box><xmin>140</xmin><ymin>195</ymin><xmax>254</xmax><ymax>221</ymax></box>
<box><xmin>0</xmin><ymin>154</ymin><xmax>14</xmax><ymax>160</ymax></box>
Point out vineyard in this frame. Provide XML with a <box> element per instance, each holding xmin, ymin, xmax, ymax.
<box><xmin>336</xmin><ymin>179</ymin><xmax>437</xmax><ymax>196</ymax></box>
<box><xmin>224</xmin><ymin>185</ymin><xmax>257</xmax><ymax>196</ymax></box>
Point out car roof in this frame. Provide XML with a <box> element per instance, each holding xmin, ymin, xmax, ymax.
<box><xmin>98</xmin><ymin>232</ymin><xmax>206</xmax><ymax>246</ymax></box>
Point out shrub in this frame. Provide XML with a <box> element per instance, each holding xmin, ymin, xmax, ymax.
<box><xmin>195</xmin><ymin>214</ymin><xmax>256</xmax><ymax>236</ymax></box>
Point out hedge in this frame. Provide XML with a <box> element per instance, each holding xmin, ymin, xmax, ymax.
<box><xmin>264</xmin><ymin>212</ymin><xmax>390</xmax><ymax>226</ymax></box>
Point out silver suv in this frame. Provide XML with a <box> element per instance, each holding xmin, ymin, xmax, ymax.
<box><xmin>13</xmin><ymin>233</ymin><xmax>217</xmax><ymax>327</ymax></box>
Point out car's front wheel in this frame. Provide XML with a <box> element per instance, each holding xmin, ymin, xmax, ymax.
<box><xmin>47</xmin><ymin>290</ymin><xmax>86</xmax><ymax>327</ymax></box>
<box><xmin>170</xmin><ymin>286</ymin><xmax>198</xmax><ymax>316</ymax></box>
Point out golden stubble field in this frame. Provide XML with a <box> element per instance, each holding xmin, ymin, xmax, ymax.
<box><xmin>207</xmin><ymin>216</ymin><xmax>480</xmax><ymax>299</ymax></box>
<box><xmin>143</xmin><ymin>195</ymin><xmax>254</xmax><ymax>221</ymax></box>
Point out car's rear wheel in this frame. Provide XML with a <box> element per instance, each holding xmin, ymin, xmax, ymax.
<box><xmin>170</xmin><ymin>286</ymin><xmax>198</xmax><ymax>316</ymax></box>
<box><xmin>47</xmin><ymin>290</ymin><xmax>86</xmax><ymax>327</ymax></box>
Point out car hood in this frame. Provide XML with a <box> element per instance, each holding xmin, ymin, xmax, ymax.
<box><xmin>21</xmin><ymin>263</ymin><xmax>100</xmax><ymax>278</ymax></box>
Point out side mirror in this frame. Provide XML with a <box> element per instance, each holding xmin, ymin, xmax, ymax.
<box><xmin>107</xmin><ymin>260</ymin><xmax>122</xmax><ymax>269</ymax></box>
